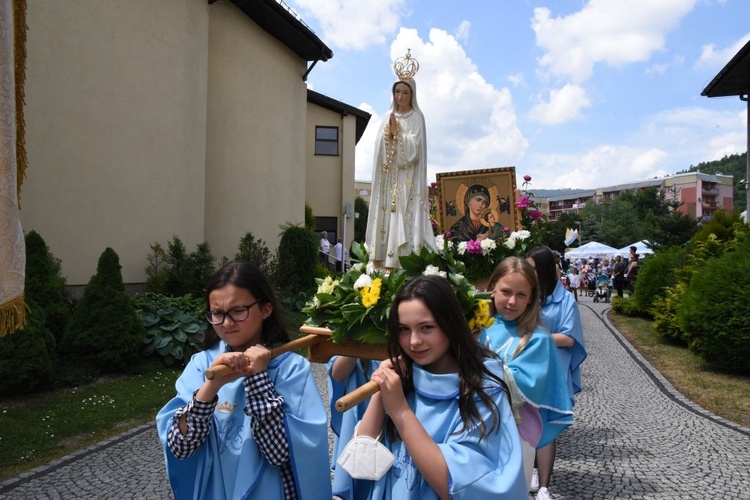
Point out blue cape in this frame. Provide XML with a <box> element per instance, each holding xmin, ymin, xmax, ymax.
<box><xmin>479</xmin><ymin>319</ymin><xmax>574</xmax><ymax>448</ymax></box>
<box><xmin>540</xmin><ymin>281</ymin><xmax>588</xmax><ymax>402</ymax></box>
<box><xmin>155</xmin><ymin>342</ymin><xmax>332</xmax><ymax>500</ymax></box>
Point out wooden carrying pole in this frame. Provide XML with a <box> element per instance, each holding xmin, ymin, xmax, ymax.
<box><xmin>335</xmin><ymin>380</ymin><xmax>380</xmax><ymax>412</ymax></box>
<box><xmin>204</xmin><ymin>333</ymin><xmax>322</xmax><ymax>380</ymax></box>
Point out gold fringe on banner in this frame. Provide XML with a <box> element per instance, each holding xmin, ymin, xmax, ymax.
<box><xmin>14</xmin><ymin>0</ymin><xmax>27</xmax><ymax>206</ymax></box>
<box><xmin>0</xmin><ymin>293</ymin><xmax>27</xmax><ymax>337</ymax></box>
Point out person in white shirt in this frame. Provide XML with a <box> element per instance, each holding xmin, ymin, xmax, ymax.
<box><xmin>319</xmin><ymin>231</ymin><xmax>331</xmax><ymax>266</ymax></box>
<box><xmin>333</xmin><ymin>238</ymin><xmax>345</xmax><ymax>272</ymax></box>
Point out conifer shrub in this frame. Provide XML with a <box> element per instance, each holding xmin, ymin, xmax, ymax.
<box><xmin>276</xmin><ymin>223</ymin><xmax>317</xmax><ymax>296</ymax></box>
<box><xmin>678</xmin><ymin>237</ymin><xmax>750</xmax><ymax>373</ymax></box>
<box><xmin>145</xmin><ymin>242</ymin><xmax>169</xmax><ymax>293</ymax></box>
<box><xmin>59</xmin><ymin>248</ymin><xmax>144</xmax><ymax>374</ymax></box>
<box><xmin>0</xmin><ymin>298</ymin><xmax>56</xmax><ymax>396</ymax></box>
<box><xmin>304</xmin><ymin>203</ymin><xmax>315</xmax><ymax>231</ymax></box>
<box><xmin>634</xmin><ymin>246</ymin><xmax>686</xmax><ymax>315</ymax></box>
<box><xmin>236</xmin><ymin>232</ymin><xmax>277</xmax><ymax>284</ymax></box>
<box><xmin>24</xmin><ymin>230</ymin><xmax>73</xmax><ymax>341</ymax></box>
<box><xmin>187</xmin><ymin>242</ymin><xmax>215</xmax><ymax>298</ymax></box>
<box><xmin>164</xmin><ymin>236</ymin><xmax>191</xmax><ymax>297</ymax></box>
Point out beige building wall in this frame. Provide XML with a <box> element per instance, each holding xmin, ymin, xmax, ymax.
<box><xmin>205</xmin><ymin>4</ymin><xmax>308</xmax><ymax>262</ymax></box>
<box><xmin>305</xmin><ymin>105</ymin><xmax>357</xmax><ymax>246</ymax></box>
<box><xmin>20</xmin><ymin>0</ymin><xmax>209</xmax><ymax>285</ymax></box>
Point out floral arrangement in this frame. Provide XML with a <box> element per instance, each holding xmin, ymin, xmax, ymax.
<box><xmin>431</xmin><ymin>174</ymin><xmax>547</xmax><ymax>283</ymax></box>
<box><xmin>302</xmin><ymin>242</ymin><xmax>494</xmax><ymax>344</ymax></box>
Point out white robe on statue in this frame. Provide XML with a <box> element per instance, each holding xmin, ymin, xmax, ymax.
<box><xmin>365</xmin><ymin>79</ymin><xmax>436</xmax><ymax>269</ymax></box>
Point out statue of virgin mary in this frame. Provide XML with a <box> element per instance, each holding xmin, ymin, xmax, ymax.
<box><xmin>365</xmin><ymin>51</ymin><xmax>436</xmax><ymax>269</ymax></box>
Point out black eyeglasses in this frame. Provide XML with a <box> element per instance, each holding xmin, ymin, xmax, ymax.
<box><xmin>205</xmin><ymin>300</ymin><xmax>262</xmax><ymax>325</ymax></box>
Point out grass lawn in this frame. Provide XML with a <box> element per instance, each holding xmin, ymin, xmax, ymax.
<box><xmin>608</xmin><ymin>311</ymin><xmax>750</xmax><ymax>429</ymax></box>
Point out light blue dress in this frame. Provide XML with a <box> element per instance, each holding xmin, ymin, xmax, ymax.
<box><xmin>156</xmin><ymin>342</ymin><xmax>332</xmax><ymax>500</ymax></box>
<box><xmin>353</xmin><ymin>358</ymin><xmax>527</xmax><ymax>499</ymax></box>
<box><xmin>327</xmin><ymin>356</ymin><xmax>381</xmax><ymax>500</ymax></box>
<box><xmin>540</xmin><ymin>280</ymin><xmax>587</xmax><ymax>403</ymax></box>
<box><xmin>479</xmin><ymin>318</ymin><xmax>574</xmax><ymax>448</ymax></box>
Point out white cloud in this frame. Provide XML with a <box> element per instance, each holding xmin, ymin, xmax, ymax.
<box><xmin>529</xmin><ymin>146</ymin><xmax>669</xmax><ymax>189</ymax></box>
<box><xmin>532</xmin><ymin>0</ymin><xmax>697</xmax><ymax>82</ymax></box>
<box><xmin>507</xmin><ymin>73</ymin><xmax>524</xmax><ymax>87</ymax></box>
<box><xmin>694</xmin><ymin>33</ymin><xmax>750</xmax><ymax>69</ymax></box>
<box><xmin>455</xmin><ymin>20</ymin><xmax>471</xmax><ymax>44</ymax></box>
<box><xmin>289</xmin><ymin>0</ymin><xmax>407</xmax><ymax>50</ymax></box>
<box><xmin>645</xmin><ymin>63</ymin><xmax>668</xmax><ymax>76</ymax></box>
<box><xmin>528</xmin><ymin>84</ymin><xmax>592</xmax><ymax>125</ymax></box>
<box><xmin>356</xmin><ymin>27</ymin><xmax>528</xmax><ymax>182</ymax></box>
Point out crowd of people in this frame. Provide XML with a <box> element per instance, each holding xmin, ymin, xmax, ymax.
<box><xmin>557</xmin><ymin>246</ymin><xmax>640</xmax><ymax>302</ymax></box>
<box><xmin>156</xmin><ymin>242</ymin><xmax>586</xmax><ymax>499</ymax></box>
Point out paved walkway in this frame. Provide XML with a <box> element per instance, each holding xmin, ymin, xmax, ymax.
<box><xmin>1</xmin><ymin>301</ymin><xmax>748</xmax><ymax>499</ymax></box>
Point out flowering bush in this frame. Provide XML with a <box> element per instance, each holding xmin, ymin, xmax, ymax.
<box><xmin>431</xmin><ymin>175</ymin><xmax>547</xmax><ymax>283</ymax></box>
<box><xmin>302</xmin><ymin>242</ymin><xmax>493</xmax><ymax>344</ymax></box>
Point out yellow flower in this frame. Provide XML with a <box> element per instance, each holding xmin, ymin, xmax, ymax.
<box><xmin>360</xmin><ymin>278</ymin><xmax>383</xmax><ymax>308</ymax></box>
<box><xmin>469</xmin><ymin>300</ymin><xmax>494</xmax><ymax>330</ymax></box>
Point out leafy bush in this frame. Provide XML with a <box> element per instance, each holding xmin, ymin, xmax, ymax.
<box><xmin>304</xmin><ymin>203</ymin><xmax>315</xmax><ymax>231</ymax></box>
<box><xmin>634</xmin><ymin>246</ymin><xmax>686</xmax><ymax>315</ymax></box>
<box><xmin>276</xmin><ymin>223</ymin><xmax>318</xmax><ymax>296</ymax></box>
<box><xmin>236</xmin><ymin>232</ymin><xmax>278</xmax><ymax>284</ymax></box>
<box><xmin>0</xmin><ymin>298</ymin><xmax>56</xmax><ymax>396</ymax></box>
<box><xmin>131</xmin><ymin>293</ymin><xmax>205</xmax><ymax>366</ymax></box>
<box><xmin>152</xmin><ymin>236</ymin><xmax>215</xmax><ymax>298</ymax></box>
<box><xmin>59</xmin><ymin>248</ymin><xmax>144</xmax><ymax>374</ymax></box>
<box><xmin>678</xmin><ymin>237</ymin><xmax>750</xmax><ymax>373</ymax></box>
<box><xmin>610</xmin><ymin>295</ymin><xmax>644</xmax><ymax>317</ymax></box>
<box><xmin>651</xmin><ymin>282</ymin><xmax>688</xmax><ymax>344</ymax></box>
<box><xmin>354</xmin><ymin>196</ymin><xmax>369</xmax><ymax>243</ymax></box>
<box><xmin>24</xmin><ymin>230</ymin><xmax>73</xmax><ymax>341</ymax></box>
<box><xmin>188</xmin><ymin>242</ymin><xmax>215</xmax><ymax>297</ymax></box>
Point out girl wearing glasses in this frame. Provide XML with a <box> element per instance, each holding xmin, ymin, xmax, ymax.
<box><xmin>156</xmin><ymin>261</ymin><xmax>331</xmax><ymax>499</ymax></box>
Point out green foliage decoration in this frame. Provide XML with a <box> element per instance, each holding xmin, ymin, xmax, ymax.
<box><xmin>59</xmin><ymin>248</ymin><xmax>145</xmax><ymax>374</ymax></box>
<box><xmin>131</xmin><ymin>293</ymin><xmax>205</xmax><ymax>366</ymax></box>
<box><xmin>304</xmin><ymin>203</ymin><xmax>316</xmax><ymax>231</ymax></box>
<box><xmin>302</xmin><ymin>242</ymin><xmax>493</xmax><ymax>344</ymax></box>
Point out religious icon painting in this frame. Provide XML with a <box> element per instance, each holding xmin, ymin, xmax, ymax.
<box><xmin>436</xmin><ymin>167</ymin><xmax>519</xmax><ymax>241</ymax></box>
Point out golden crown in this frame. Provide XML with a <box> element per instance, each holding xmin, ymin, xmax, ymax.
<box><xmin>393</xmin><ymin>49</ymin><xmax>420</xmax><ymax>80</ymax></box>
<box><xmin>217</xmin><ymin>400</ymin><xmax>238</xmax><ymax>414</ymax></box>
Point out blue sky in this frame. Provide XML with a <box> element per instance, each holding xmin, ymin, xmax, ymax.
<box><xmin>286</xmin><ymin>0</ymin><xmax>749</xmax><ymax>189</ymax></box>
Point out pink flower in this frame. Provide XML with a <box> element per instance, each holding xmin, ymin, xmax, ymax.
<box><xmin>431</xmin><ymin>220</ymin><xmax>437</xmax><ymax>228</ymax></box>
<box><xmin>466</xmin><ymin>240</ymin><xmax>483</xmax><ymax>255</ymax></box>
<box><xmin>430</xmin><ymin>182</ymin><xmax>437</xmax><ymax>188</ymax></box>
<box><xmin>523</xmin><ymin>175</ymin><xmax>532</xmax><ymax>182</ymax></box>
<box><xmin>516</xmin><ymin>195</ymin><xmax>531</xmax><ymax>208</ymax></box>
<box><xmin>445</xmin><ymin>231</ymin><xmax>451</xmax><ymax>238</ymax></box>
<box><xmin>530</xmin><ymin>210</ymin><xmax>543</xmax><ymax>220</ymax></box>
<box><xmin>503</xmin><ymin>226</ymin><xmax>511</xmax><ymax>233</ymax></box>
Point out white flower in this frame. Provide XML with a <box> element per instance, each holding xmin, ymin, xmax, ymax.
<box><xmin>353</xmin><ymin>274</ymin><xmax>373</xmax><ymax>290</ymax></box>
<box><xmin>352</xmin><ymin>263</ymin><xmax>363</xmax><ymax>272</ymax></box>
<box><xmin>423</xmin><ymin>265</ymin><xmax>447</xmax><ymax>278</ymax></box>
<box><xmin>503</xmin><ymin>238</ymin><xmax>517</xmax><ymax>250</ymax></box>
<box><xmin>480</xmin><ymin>238</ymin><xmax>496</xmax><ymax>255</ymax></box>
<box><xmin>435</xmin><ymin>235</ymin><xmax>445</xmax><ymax>253</ymax></box>
<box><xmin>365</xmin><ymin>261</ymin><xmax>375</xmax><ymax>276</ymax></box>
<box><xmin>512</xmin><ymin>230</ymin><xmax>531</xmax><ymax>240</ymax></box>
<box><xmin>317</xmin><ymin>276</ymin><xmax>339</xmax><ymax>295</ymax></box>
<box><xmin>457</xmin><ymin>241</ymin><xmax>468</xmax><ymax>255</ymax></box>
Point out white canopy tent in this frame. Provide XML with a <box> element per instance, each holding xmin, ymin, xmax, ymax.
<box><xmin>564</xmin><ymin>241</ymin><xmax>618</xmax><ymax>260</ymax></box>
<box><xmin>615</xmin><ymin>240</ymin><xmax>655</xmax><ymax>258</ymax></box>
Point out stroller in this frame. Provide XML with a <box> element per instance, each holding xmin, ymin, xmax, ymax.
<box><xmin>593</xmin><ymin>274</ymin><xmax>611</xmax><ymax>303</ymax></box>
<box><xmin>584</xmin><ymin>272</ymin><xmax>597</xmax><ymax>297</ymax></box>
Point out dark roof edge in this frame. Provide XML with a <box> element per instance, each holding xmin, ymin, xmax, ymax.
<box><xmin>308</xmin><ymin>89</ymin><xmax>372</xmax><ymax>143</ymax></box>
<box><xmin>221</xmin><ymin>0</ymin><xmax>333</xmax><ymax>63</ymax></box>
<box><xmin>701</xmin><ymin>38</ymin><xmax>750</xmax><ymax>97</ymax></box>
